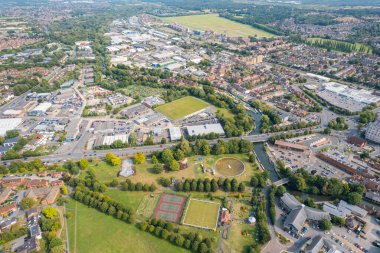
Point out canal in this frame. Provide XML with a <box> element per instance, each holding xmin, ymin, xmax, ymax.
<box><xmin>248</xmin><ymin>110</ymin><xmax>279</xmax><ymax>181</ymax></box>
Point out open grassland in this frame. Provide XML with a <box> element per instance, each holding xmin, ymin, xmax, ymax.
<box><xmin>183</xmin><ymin>199</ymin><xmax>220</xmax><ymax>230</ymax></box>
<box><xmin>86</xmin><ymin>161</ymin><xmax>121</xmax><ymax>183</ymax></box>
<box><xmin>155</xmin><ymin>96</ymin><xmax>209</xmax><ymax>120</ymax></box>
<box><xmin>162</xmin><ymin>14</ymin><xmax>274</xmax><ymax>37</ymax></box>
<box><xmin>132</xmin><ymin>153</ymin><xmax>259</xmax><ymax>186</ymax></box>
<box><xmin>67</xmin><ymin>199</ymin><xmax>189</xmax><ymax>253</ymax></box>
<box><xmin>106</xmin><ymin>190</ymin><xmax>149</xmax><ymax>213</ymax></box>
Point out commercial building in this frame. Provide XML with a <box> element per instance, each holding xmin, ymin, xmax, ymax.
<box><xmin>186</xmin><ymin>123</ymin><xmax>225</xmax><ymax>136</ymax></box>
<box><xmin>347</xmin><ymin>136</ymin><xmax>367</xmax><ymax>147</ymax></box>
<box><xmin>0</xmin><ymin>118</ymin><xmax>22</xmax><ymax>136</ymax></box>
<box><xmin>280</xmin><ymin>193</ymin><xmax>330</xmax><ymax>237</ymax></box>
<box><xmin>316</xmin><ymin>153</ymin><xmax>373</xmax><ymax>178</ymax></box>
<box><xmin>275</xmin><ymin>140</ymin><xmax>309</xmax><ymax>153</ymax></box>
<box><xmin>95</xmin><ymin>134</ymin><xmax>129</xmax><ymax>147</ymax></box>
<box><xmin>28</xmin><ymin>102</ymin><xmax>52</xmax><ymax>116</ymax></box>
<box><xmin>365</xmin><ymin>121</ymin><xmax>380</xmax><ymax>144</ymax></box>
<box><xmin>169</xmin><ymin>127</ymin><xmax>182</xmax><ymax>141</ymax></box>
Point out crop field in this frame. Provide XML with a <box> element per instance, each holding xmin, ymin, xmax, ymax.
<box><xmin>162</xmin><ymin>14</ymin><xmax>274</xmax><ymax>37</ymax></box>
<box><xmin>182</xmin><ymin>199</ymin><xmax>220</xmax><ymax>230</ymax></box>
<box><xmin>155</xmin><ymin>96</ymin><xmax>209</xmax><ymax>120</ymax></box>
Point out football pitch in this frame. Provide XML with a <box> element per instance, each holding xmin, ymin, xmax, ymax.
<box><xmin>162</xmin><ymin>14</ymin><xmax>274</xmax><ymax>37</ymax></box>
<box><xmin>182</xmin><ymin>199</ymin><xmax>220</xmax><ymax>230</ymax></box>
<box><xmin>155</xmin><ymin>96</ymin><xmax>209</xmax><ymax>120</ymax></box>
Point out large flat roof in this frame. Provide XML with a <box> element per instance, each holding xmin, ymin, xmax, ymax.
<box><xmin>0</xmin><ymin>118</ymin><xmax>22</xmax><ymax>136</ymax></box>
<box><xmin>275</xmin><ymin>140</ymin><xmax>309</xmax><ymax>151</ymax></box>
<box><xmin>186</xmin><ymin>123</ymin><xmax>225</xmax><ymax>136</ymax></box>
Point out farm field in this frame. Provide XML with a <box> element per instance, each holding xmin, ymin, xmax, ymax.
<box><xmin>162</xmin><ymin>14</ymin><xmax>274</xmax><ymax>37</ymax></box>
<box><xmin>155</xmin><ymin>96</ymin><xmax>209</xmax><ymax>120</ymax></box>
<box><xmin>66</xmin><ymin>199</ymin><xmax>189</xmax><ymax>253</ymax></box>
<box><xmin>183</xmin><ymin>199</ymin><xmax>220</xmax><ymax>230</ymax></box>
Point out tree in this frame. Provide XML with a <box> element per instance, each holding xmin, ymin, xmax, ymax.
<box><xmin>331</xmin><ymin>216</ymin><xmax>346</xmax><ymax>226</ymax></box>
<box><xmin>169</xmin><ymin>160</ymin><xmax>180</xmax><ymax>171</ymax></box>
<box><xmin>248</xmin><ymin>153</ymin><xmax>256</xmax><ymax>163</ymax></box>
<box><xmin>161</xmin><ymin>148</ymin><xmax>174</xmax><ymax>165</ymax></box>
<box><xmin>152</xmin><ymin>163</ymin><xmax>163</xmax><ymax>174</ymax></box>
<box><xmin>347</xmin><ymin>192</ymin><xmax>362</xmax><ymax>205</ymax></box>
<box><xmin>61</xmin><ymin>185</ymin><xmax>68</xmax><ymax>195</ymax></box>
<box><xmin>134</xmin><ymin>152</ymin><xmax>146</xmax><ymax>164</ymax></box>
<box><xmin>238</xmin><ymin>182</ymin><xmax>245</xmax><ymax>192</ymax></box>
<box><xmin>49</xmin><ymin>238</ymin><xmax>63</xmax><ymax>250</ymax></box>
<box><xmin>42</xmin><ymin>206</ymin><xmax>59</xmax><ymax>219</ymax></box>
<box><xmin>151</xmin><ymin>155</ymin><xmax>158</xmax><ymax>164</ymax></box>
<box><xmin>319</xmin><ymin>219</ymin><xmax>332</xmax><ymax>231</ymax></box>
<box><xmin>20</xmin><ymin>198</ymin><xmax>36</xmax><ymax>210</ymax></box>
<box><xmin>105</xmin><ymin>153</ymin><xmax>121</xmax><ymax>166</ymax></box>
<box><xmin>79</xmin><ymin>158</ymin><xmax>89</xmax><ymax>170</ymax></box>
<box><xmin>275</xmin><ymin>186</ymin><xmax>286</xmax><ymax>197</ymax></box>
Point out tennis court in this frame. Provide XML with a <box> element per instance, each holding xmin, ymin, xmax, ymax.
<box><xmin>152</xmin><ymin>193</ymin><xmax>187</xmax><ymax>223</ymax></box>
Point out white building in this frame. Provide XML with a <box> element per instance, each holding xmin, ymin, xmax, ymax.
<box><xmin>102</xmin><ymin>134</ymin><xmax>129</xmax><ymax>146</ymax></box>
<box><xmin>29</xmin><ymin>102</ymin><xmax>52</xmax><ymax>116</ymax></box>
<box><xmin>0</xmin><ymin>118</ymin><xmax>22</xmax><ymax>136</ymax></box>
<box><xmin>186</xmin><ymin>123</ymin><xmax>225</xmax><ymax>136</ymax></box>
<box><xmin>366</xmin><ymin>121</ymin><xmax>380</xmax><ymax>144</ymax></box>
<box><xmin>169</xmin><ymin>127</ymin><xmax>182</xmax><ymax>141</ymax></box>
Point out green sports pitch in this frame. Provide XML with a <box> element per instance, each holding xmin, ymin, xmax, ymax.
<box><xmin>182</xmin><ymin>199</ymin><xmax>220</xmax><ymax>230</ymax></box>
<box><xmin>155</xmin><ymin>96</ymin><xmax>209</xmax><ymax>120</ymax></box>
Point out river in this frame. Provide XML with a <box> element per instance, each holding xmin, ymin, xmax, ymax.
<box><xmin>248</xmin><ymin>110</ymin><xmax>279</xmax><ymax>182</ymax></box>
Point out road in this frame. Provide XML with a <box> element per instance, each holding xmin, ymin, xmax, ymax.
<box><xmin>1</xmin><ymin>127</ymin><xmax>323</xmax><ymax>166</ymax></box>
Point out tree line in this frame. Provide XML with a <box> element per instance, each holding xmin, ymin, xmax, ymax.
<box><xmin>280</xmin><ymin>167</ymin><xmax>365</xmax><ymax>205</ymax></box>
<box><xmin>175</xmin><ymin>178</ymin><xmax>245</xmax><ymax>193</ymax></box>
<box><xmin>138</xmin><ymin>218</ymin><xmax>215</xmax><ymax>253</ymax></box>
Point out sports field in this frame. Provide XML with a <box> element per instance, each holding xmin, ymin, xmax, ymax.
<box><xmin>155</xmin><ymin>96</ymin><xmax>209</xmax><ymax>120</ymax></box>
<box><xmin>67</xmin><ymin>199</ymin><xmax>188</xmax><ymax>253</ymax></box>
<box><xmin>183</xmin><ymin>199</ymin><xmax>220</xmax><ymax>230</ymax></box>
<box><xmin>162</xmin><ymin>14</ymin><xmax>274</xmax><ymax>37</ymax></box>
<box><xmin>152</xmin><ymin>193</ymin><xmax>187</xmax><ymax>223</ymax></box>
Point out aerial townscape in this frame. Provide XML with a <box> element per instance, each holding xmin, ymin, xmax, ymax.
<box><xmin>0</xmin><ymin>0</ymin><xmax>380</xmax><ymax>252</ymax></box>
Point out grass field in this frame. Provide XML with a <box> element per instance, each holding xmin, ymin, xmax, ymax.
<box><xmin>132</xmin><ymin>153</ymin><xmax>259</xmax><ymax>187</ymax></box>
<box><xmin>306</xmin><ymin>37</ymin><xmax>372</xmax><ymax>54</ymax></box>
<box><xmin>183</xmin><ymin>199</ymin><xmax>220</xmax><ymax>230</ymax></box>
<box><xmin>67</xmin><ymin>199</ymin><xmax>189</xmax><ymax>253</ymax></box>
<box><xmin>87</xmin><ymin>161</ymin><xmax>121</xmax><ymax>183</ymax></box>
<box><xmin>106</xmin><ymin>190</ymin><xmax>148</xmax><ymax>213</ymax></box>
<box><xmin>136</xmin><ymin>194</ymin><xmax>161</xmax><ymax>218</ymax></box>
<box><xmin>162</xmin><ymin>14</ymin><xmax>274</xmax><ymax>37</ymax></box>
<box><xmin>155</xmin><ymin>96</ymin><xmax>209</xmax><ymax>120</ymax></box>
